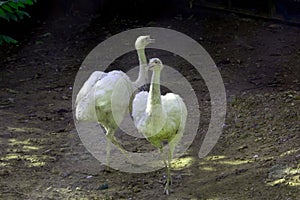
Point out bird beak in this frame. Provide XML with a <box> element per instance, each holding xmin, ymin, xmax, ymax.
<box><xmin>147</xmin><ymin>37</ymin><xmax>155</xmax><ymax>44</ymax></box>
<box><xmin>148</xmin><ymin>62</ymin><xmax>155</xmax><ymax>69</ymax></box>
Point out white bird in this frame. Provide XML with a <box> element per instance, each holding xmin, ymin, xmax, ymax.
<box><xmin>132</xmin><ymin>58</ymin><xmax>187</xmax><ymax>195</ymax></box>
<box><xmin>75</xmin><ymin>35</ymin><xmax>154</xmax><ymax>165</ymax></box>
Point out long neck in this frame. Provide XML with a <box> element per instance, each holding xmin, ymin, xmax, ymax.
<box><xmin>146</xmin><ymin>69</ymin><xmax>162</xmax><ymax>112</ymax></box>
<box><xmin>134</xmin><ymin>48</ymin><xmax>148</xmax><ymax>87</ymax></box>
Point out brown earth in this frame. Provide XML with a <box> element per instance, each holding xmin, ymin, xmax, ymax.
<box><xmin>0</xmin><ymin>6</ymin><xmax>299</xmax><ymax>200</ymax></box>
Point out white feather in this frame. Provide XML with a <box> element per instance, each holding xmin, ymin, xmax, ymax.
<box><xmin>74</xmin><ymin>36</ymin><xmax>154</xmax><ymax>164</ymax></box>
<box><xmin>75</xmin><ymin>71</ymin><xmax>106</xmax><ymax>121</ymax></box>
<box><xmin>133</xmin><ymin>91</ymin><xmax>187</xmax><ymax>145</ymax></box>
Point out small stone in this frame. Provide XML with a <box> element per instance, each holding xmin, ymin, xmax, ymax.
<box><xmin>75</xmin><ymin>187</ymin><xmax>81</xmax><ymax>191</ymax></box>
<box><xmin>97</xmin><ymin>183</ymin><xmax>108</xmax><ymax>190</ymax></box>
<box><xmin>133</xmin><ymin>187</ymin><xmax>141</xmax><ymax>193</ymax></box>
<box><xmin>238</xmin><ymin>145</ymin><xmax>248</xmax><ymax>150</ymax></box>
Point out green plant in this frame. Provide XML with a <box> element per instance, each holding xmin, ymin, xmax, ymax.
<box><xmin>0</xmin><ymin>0</ymin><xmax>37</xmax><ymax>45</ymax></box>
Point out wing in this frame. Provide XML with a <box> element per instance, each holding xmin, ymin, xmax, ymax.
<box><xmin>75</xmin><ymin>71</ymin><xmax>106</xmax><ymax>106</ymax></box>
<box><xmin>75</xmin><ymin>71</ymin><xmax>106</xmax><ymax>121</ymax></box>
<box><xmin>162</xmin><ymin>93</ymin><xmax>187</xmax><ymax>139</ymax></box>
<box><xmin>94</xmin><ymin>71</ymin><xmax>135</xmax><ymax>126</ymax></box>
<box><xmin>161</xmin><ymin>93</ymin><xmax>187</xmax><ymax>156</ymax></box>
<box><xmin>132</xmin><ymin>91</ymin><xmax>149</xmax><ymax>127</ymax></box>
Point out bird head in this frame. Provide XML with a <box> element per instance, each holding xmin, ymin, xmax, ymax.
<box><xmin>135</xmin><ymin>35</ymin><xmax>155</xmax><ymax>50</ymax></box>
<box><xmin>148</xmin><ymin>58</ymin><xmax>163</xmax><ymax>71</ymax></box>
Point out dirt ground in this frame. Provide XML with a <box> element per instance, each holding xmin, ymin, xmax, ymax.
<box><xmin>0</xmin><ymin>6</ymin><xmax>299</xmax><ymax>200</ymax></box>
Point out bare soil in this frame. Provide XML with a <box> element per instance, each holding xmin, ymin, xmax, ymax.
<box><xmin>0</xmin><ymin>7</ymin><xmax>299</xmax><ymax>200</ymax></box>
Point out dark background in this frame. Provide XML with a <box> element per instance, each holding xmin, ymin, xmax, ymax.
<box><xmin>0</xmin><ymin>0</ymin><xmax>299</xmax><ymax>199</ymax></box>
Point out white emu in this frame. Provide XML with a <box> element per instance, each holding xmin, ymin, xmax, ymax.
<box><xmin>132</xmin><ymin>58</ymin><xmax>187</xmax><ymax>195</ymax></box>
<box><xmin>75</xmin><ymin>36</ymin><xmax>154</xmax><ymax>164</ymax></box>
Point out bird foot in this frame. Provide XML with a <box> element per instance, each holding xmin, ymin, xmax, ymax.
<box><xmin>124</xmin><ymin>154</ymin><xmax>134</xmax><ymax>165</ymax></box>
<box><xmin>163</xmin><ymin>178</ymin><xmax>172</xmax><ymax>195</ymax></box>
<box><xmin>164</xmin><ymin>185</ymin><xmax>170</xmax><ymax>195</ymax></box>
<box><xmin>103</xmin><ymin>166</ymin><xmax>113</xmax><ymax>173</ymax></box>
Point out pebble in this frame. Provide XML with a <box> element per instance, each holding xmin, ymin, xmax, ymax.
<box><xmin>97</xmin><ymin>183</ymin><xmax>108</xmax><ymax>190</ymax></box>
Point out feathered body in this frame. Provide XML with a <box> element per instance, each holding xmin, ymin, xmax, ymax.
<box><xmin>133</xmin><ymin>92</ymin><xmax>187</xmax><ymax>149</ymax></box>
<box><xmin>94</xmin><ymin>71</ymin><xmax>134</xmax><ymax>131</ymax></box>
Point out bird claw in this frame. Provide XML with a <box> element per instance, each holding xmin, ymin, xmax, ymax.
<box><xmin>163</xmin><ymin>178</ymin><xmax>172</xmax><ymax>195</ymax></box>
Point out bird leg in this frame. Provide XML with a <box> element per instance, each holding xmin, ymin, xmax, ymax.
<box><xmin>164</xmin><ymin>144</ymin><xmax>174</xmax><ymax>195</ymax></box>
<box><xmin>160</xmin><ymin>145</ymin><xmax>172</xmax><ymax>195</ymax></box>
<box><xmin>164</xmin><ymin>165</ymin><xmax>171</xmax><ymax>195</ymax></box>
<box><xmin>106</xmin><ymin>129</ymin><xmax>133</xmax><ymax>165</ymax></box>
<box><xmin>105</xmin><ymin>138</ymin><xmax>111</xmax><ymax>170</ymax></box>
<box><xmin>167</xmin><ymin>146</ymin><xmax>173</xmax><ymax>185</ymax></box>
